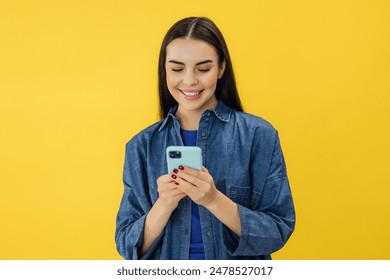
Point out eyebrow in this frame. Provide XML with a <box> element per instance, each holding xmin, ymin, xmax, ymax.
<box><xmin>168</xmin><ymin>59</ymin><xmax>213</xmax><ymax>66</ymax></box>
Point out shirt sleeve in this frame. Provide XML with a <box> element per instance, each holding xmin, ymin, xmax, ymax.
<box><xmin>223</xmin><ymin>130</ymin><xmax>296</xmax><ymax>256</ymax></box>
<box><xmin>115</xmin><ymin>141</ymin><xmax>164</xmax><ymax>259</ymax></box>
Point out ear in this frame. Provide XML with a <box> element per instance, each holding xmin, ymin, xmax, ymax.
<box><xmin>218</xmin><ymin>60</ymin><xmax>226</xmax><ymax>79</ymax></box>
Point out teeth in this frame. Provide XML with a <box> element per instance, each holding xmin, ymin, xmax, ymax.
<box><xmin>181</xmin><ymin>90</ymin><xmax>201</xmax><ymax>97</ymax></box>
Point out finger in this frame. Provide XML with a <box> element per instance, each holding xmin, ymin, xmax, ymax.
<box><xmin>176</xmin><ymin>171</ymin><xmax>202</xmax><ymax>187</ymax></box>
<box><xmin>177</xmin><ymin>168</ymin><xmax>213</xmax><ymax>189</ymax></box>
<box><xmin>178</xmin><ymin>166</ymin><xmax>209</xmax><ymax>182</ymax></box>
<box><xmin>174</xmin><ymin>176</ymin><xmax>199</xmax><ymax>197</ymax></box>
<box><xmin>158</xmin><ymin>182</ymin><xmax>185</xmax><ymax>193</ymax></box>
<box><xmin>159</xmin><ymin>187</ymin><xmax>186</xmax><ymax>200</ymax></box>
<box><xmin>179</xmin><ymin>165</ymin><xmax>200</xmax><ymax>175</ymax></box>
<box><xmin>202</xmin><ymin>166</ymin><xmax>209</xmax><ymax>173</ymax></box>
<box><xmin>157</xmin><ymin>173</ymin><xmax>175</xmax><ymax>183</ymax></box>
<box><xmin>170</xmin><ymin>188</ymin><xmax>187</xmax><ymax>196</ymax></box>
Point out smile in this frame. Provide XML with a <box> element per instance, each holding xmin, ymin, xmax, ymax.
<box><xmin>179</xmin><ymin>89</ymin><xmax>203</xmax><ymax>97</ymax></box>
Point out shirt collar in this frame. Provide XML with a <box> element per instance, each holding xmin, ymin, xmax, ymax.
<box><xmin>158</xmin><ymin>100</ymin><xmax>232</xmax><ymax>131</ymax></box>
<box><xmin>212</xmin><ymin>100</ymin><xmax>232</xmax><ymax>122</ymax></box>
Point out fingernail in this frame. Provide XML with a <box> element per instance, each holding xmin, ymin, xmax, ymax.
<box><xmin>173</xmin><ymin>169</ymin><xmax>178</xmax><ymax>174</ymax></box>
<box><xmin>171</xmin><ymin>174</ymin><xmax>177</xmax><ymax>179</ymax></box>
<box><xmin>174</xmin><ymin>181</ymin><xmax>179</xmax><ymax>185</ymax></box>
<box><xmin>178</xmin><ymin>165</ymin><xmax>184</xmax><ymax>170</ymax></box>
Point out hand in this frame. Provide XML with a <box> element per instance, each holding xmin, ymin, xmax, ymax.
<box><xmin>173</xmin><ymin>166</ymin><xmax>242</xmax><ymax>236</ymax></box>
<box><xmin>156</xmin><ymin>174</ymin><xmax>187</xmax><ymax>212</ymax></box>
<box><xmin>172</xmin><ymin>166</ymin><xmax>219</xmax><ymax>208</ymax></box>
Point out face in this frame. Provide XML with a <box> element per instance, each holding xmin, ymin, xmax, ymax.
<box><xmin>165</xmin><ymin>38</ymin><xmax>225</xmax><ymax>117</ymax></box>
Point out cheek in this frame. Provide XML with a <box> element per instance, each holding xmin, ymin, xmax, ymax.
<box><xmin>202</xmin><ymin>72</ymin><xmax>219</xmax><ymax>88</ymax></box>
<box><xmin>166</xmin><ymin>73</ymin><xmax>179</xmax><ymax>88</ymax></box>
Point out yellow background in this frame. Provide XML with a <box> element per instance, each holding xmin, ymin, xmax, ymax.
<box><xmin>1</xmin><ymin>0</ymin><xmax>389</xmax><ymax>259</ymax></box>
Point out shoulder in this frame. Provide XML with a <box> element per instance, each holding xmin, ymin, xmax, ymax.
<box><xmin>232</xmin><ymin>110</ymin><xmax>278</xmax><ymax>136</ymax></box>
<box><xmin>125</xmin><ymin>120</ymin><xmax>164</xmax><ymax>151</ymax></box>
<box><xmin>229</xmin><ymin>110</ymin><xmax>282</xmax><ymax>158</ymax></box>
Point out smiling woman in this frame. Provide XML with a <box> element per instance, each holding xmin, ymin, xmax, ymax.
<box><xmin>115</xmin><ymin>17</ymin><xmax>295</xmax><ymax>260</ymax></box>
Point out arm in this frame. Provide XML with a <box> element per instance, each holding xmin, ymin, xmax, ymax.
<box><xmin>140</xmin><ymin>175</ymin><xmax>186</xmax><ymax>255</ymax></box>
<box><xmin>223</xmin><ymin>131</ymin><xmax>296</xmax><ymax>256</ymax></box>
<box><xmin>115</xmin><ymin>142</ymin><xmax>186</xmax><ymax>259</ymax></box>
<box><xmin>115</xmin><ymin>181</ymin><xmax>153</xmax><ymax>260</ymax></box>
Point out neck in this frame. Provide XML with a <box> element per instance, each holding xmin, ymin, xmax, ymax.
<box><xmin>175</xmin><ymin>109</ymin><xmax>201</xmax><ymax>130</ymax></box>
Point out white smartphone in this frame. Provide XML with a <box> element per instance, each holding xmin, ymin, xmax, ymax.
<box><xmin>166</xmin><ymin>146</ymin><xmax>202</xmax><ymax>173</ymax></box>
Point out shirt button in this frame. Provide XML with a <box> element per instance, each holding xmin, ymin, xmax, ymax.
<box><xmin>201</xmin><ymin>132</ymin><xmax>206</xmax><ymax>137</ymax></box>
<box><xmin>207</xmin><ymin>231</ymin><xmax>211</xmax><ymax>236</ymax></box>
<box><xmin>206</xmin><ymin>112</ymin><xmax>210</xmax><ymax>116</ymax></box>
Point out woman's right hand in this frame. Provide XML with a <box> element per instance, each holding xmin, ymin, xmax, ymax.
<box><xmin>156</xmin><ymin>174</ymin><xmax>187</xmax><ymax>212</ymax></box>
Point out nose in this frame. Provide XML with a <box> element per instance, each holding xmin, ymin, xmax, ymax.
<box><xmin>182</xmin><ymin>70</ymin><xmax>198</xmax><ymax>85</ymax></box>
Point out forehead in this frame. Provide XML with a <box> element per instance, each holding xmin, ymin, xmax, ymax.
<box><xmin>166</xmin><ymin>38</ymin><xmax>218</xmax><ymax>62</ymax></box>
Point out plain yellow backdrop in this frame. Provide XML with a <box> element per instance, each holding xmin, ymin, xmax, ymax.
<box><xmin>1</xmin><ymin>0</ymin><xmax>389</xmax><ymax>259</ymax></box>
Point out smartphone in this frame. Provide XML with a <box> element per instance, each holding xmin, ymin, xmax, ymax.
<box><xmin>166</xmin><ymin>146</ymin><xmax>202</xmax><ymax>173</ymax></box>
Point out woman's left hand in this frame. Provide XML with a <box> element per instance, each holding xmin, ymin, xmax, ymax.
<box><xmin>173</xmin><ymin>165</ymin><xmax>242</xmax><ymax>236</ymax></box>
<box><xmin>172</xmin><ymin>165</ymin><xmax>219</xmax><ymax>208</ymax></box>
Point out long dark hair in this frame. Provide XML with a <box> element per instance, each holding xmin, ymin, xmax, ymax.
<box><xmin>158</xmin><ymin>17</ymin><xmax>243</xmax><ymax>119</ymax></box>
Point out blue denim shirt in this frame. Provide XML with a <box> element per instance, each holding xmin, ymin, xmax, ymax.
<box><xmin>115</xmin><ymin>101</ymin><xmax>295</xmax><ymax>260</ymax></box>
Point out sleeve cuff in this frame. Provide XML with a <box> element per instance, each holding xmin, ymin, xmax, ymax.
<box><xmin>131</xmin><ymin>215</ymin><xmax>165</xmax><ymax>260</ymax></box>
<box><xmin>222</xmin><ymin>203</ymin><xmax>250</xmax><ymax>256</ymax></box>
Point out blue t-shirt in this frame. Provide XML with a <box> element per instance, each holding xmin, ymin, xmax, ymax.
<box><xmin>180</xmin><ymin>128</ymin><xmax>205</xmax><ymax>260</ymax></box>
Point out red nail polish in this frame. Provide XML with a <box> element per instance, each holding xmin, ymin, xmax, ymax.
<box><xmin>178</xmin><ymin>165</ymin><xmax>184</xmax><ymax>170</ymax></box>
<box><xmin>173</xmin><ymin>169</ymin><xmax>178</xmax><ymax>174</ymax></box>
<box><xmin>171</xmin><ymin>174</ymin><xmax>177</xmax><ymax>179</ymax></box>
<box><xmin>174</xmin><ymin>181</ymin><xmax>179</xmax><ymax>185</ymax></box>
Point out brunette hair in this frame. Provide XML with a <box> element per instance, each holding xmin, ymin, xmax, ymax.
<box><xmin>158</xmin><ymin>17</ymin><xmax>243</xmax><ymax>119</ymax></box>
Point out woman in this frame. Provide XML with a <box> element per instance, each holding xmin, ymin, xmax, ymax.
<box><xmin>115</xmin><ymin>17</ymin><xmax>295</xmax><ymax>260</ymax></box>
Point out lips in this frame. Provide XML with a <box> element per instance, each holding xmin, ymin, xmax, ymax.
<box><xmin>179</xmin><ymin>89</ymin><xmax>203</xmax><ymax>97</ymax></box>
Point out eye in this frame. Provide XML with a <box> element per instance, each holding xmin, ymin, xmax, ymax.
<box><xmin>198</xmin><ymin>69</ymin><xmax>210</xmax><ymax>72</ymax></box>
<box><xmin>171</xmin><ymin>68</ymin><xmax>183</xmax><ymax>72</ymax></box>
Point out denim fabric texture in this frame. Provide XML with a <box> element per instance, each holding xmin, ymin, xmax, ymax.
<box><xmin>115</xmin><ymin>101</ymin><xmax>296</xmax><ymax>260</ymax></box>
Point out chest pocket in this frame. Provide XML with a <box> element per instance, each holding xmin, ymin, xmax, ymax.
<box><xmin>226</xmin><ymin>186</ymin><xmax>261</xmax><ymax>210</ymax></box>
